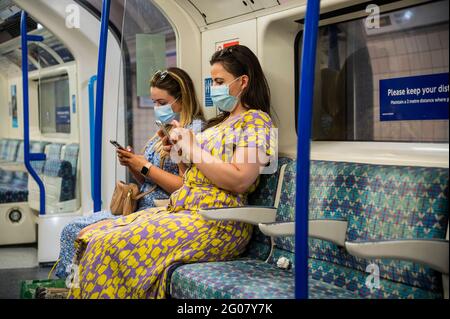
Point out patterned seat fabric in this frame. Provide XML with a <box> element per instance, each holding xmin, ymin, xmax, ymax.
<box><xmin>169</xmin><ymin>159</ymin><xmax>301</xmax><ymax>299</ymax></box>
<box><xmin>170</xmin><ymin>259</ymin><xmax>357</xmax><ymax>299</ymax></box>
<box><xmin>16</xmin><ymin>141</ymin><xmax>49</xmax><ymax>164</ymax></box>
<box><xmin>164</xmin><ymin>158</ymin><xmax>290</xmax><ymax>294</ymax></box>
<box><xmin>0</xmin><ymin>139</ymin><xmax>20</xmax><ymax>163</ymax></box>
<box><xmin>308</xmin><ymin>160</ymin><xmax>449</xmax><ymax>299</ymax></box>
<box><xmin>0</xmin><ymin>139</ymin><xmax>7</xmax><ymax>160</ymax></box>
<box><xmin>170</xmin><ymin>159</ymin><xmax>448</xmax><ymax>299</ymax></box>
<box><xmin>0</xmin><ymin>171</ymin><xmax>28</xmax><ymax>204</ymax></box>
<box><xmin>0</xmin><ymin>142</ymin><xmax>62</xmax><ymax>204</ymax></box>
<box><xmin>0</xmin><ymin>140</ymin><xmax>48</xmax><ymax>204</ymax></box>
<box><xmin>26</xmin><ymin>143</ymin><xmax>79</xmax><ymax>212</ymax></box>
<box><xmin>43</xmin><ymin>159</ymin><xmax>75</xmax><ymax>202</ymax></box>
<box><xmin>243</xmin><ymin>157</ymin><xmax>293</xmax><ymax>260</ymax></box>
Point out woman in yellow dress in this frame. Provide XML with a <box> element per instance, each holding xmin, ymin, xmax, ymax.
<box><xmin>68</xmin><ymin>45</ymin><xmax>275</xmax><ymax>299</ymax></box>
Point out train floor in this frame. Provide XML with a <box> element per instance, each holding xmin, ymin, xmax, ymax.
<box><xmin>0</xmin><ymin>244</ymin><xmax>55</xmax><ymax>299</ymax></box>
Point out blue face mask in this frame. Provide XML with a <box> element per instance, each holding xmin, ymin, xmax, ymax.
<box><xmin>211</xmin><ymin>76</ymin><xmax>242</xmax><ymax>112</ymax></box>
<box><xmin>154</xmin><ymin>99</ymin><xmax>180</xmax><ymax>124</ymax></box>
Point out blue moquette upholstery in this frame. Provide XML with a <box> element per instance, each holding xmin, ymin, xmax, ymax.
<box><xmin>169</xmin><ymin>159</ymin><xmax>448</xmax><ymax>299</ymax></box>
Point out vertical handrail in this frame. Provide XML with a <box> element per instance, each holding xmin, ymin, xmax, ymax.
<box><xmin>21</xmin><ymin>11</ymin><xmax>47</xmax><ymax>215</ymax></box>
<box><xmin>93</xmin><ymin>0</ymin><xmax>111</xmax><ymax>212</ymax></box>
<box><xmin>88</xmin><ymin>75</ymin><xmax>97</xmax><ymax>203</ymax></box>
<box><xmin>295</xmin><ymin>0</ymin><xmax>321</xmax><ymax>299</ymax></box>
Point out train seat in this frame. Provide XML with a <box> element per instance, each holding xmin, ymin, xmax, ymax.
<box><xmin>169</xmin><ymin>159</ymin><xmax>449</xmax><ymax>299</ymax></box>
<box><xmin>306</xmin><ymin>160</ymin><xmax>448</xmax><ymax>299</ymax></box>
<box><xmin>0</xmin><ymin>140</ymin><xmax>48</xmax><ymax>204</ymax></box>
<box><xmin>0</xmin><ymin>139</ymin><xmax>21</xmax><ymax>164</ymax></box>
<box><xmin>0</xmin><ymin>141</ymin><xmax>78</xmax><ymax>209</ymax></box>
<box><xmin>28</xmin><ymin>143</ymin><xmax>80</xmax><ymax>214</ymax></box>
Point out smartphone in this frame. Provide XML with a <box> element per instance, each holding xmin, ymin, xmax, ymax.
<box><xmin>155</xmin><ymin>120</ymin><xmax>175</xmax><ymax>145</ymax></box>
<box><xmin>110</xmin><ymin>140</ymin><xmax>125</xmax><ymax>150</ymax></box>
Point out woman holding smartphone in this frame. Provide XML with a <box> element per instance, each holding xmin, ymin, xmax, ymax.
<box><xmin>68</xmin><ymin>45</ymin><xmax>275</xmax><ymax>299</ymax></box>
<box><xmin>54</xmin><ymin>67</ymin><xmax>205</xmax><ymax>279</ymax></box>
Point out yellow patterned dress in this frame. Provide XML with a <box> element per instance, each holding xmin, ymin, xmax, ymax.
<box><xmin>68</xmin><ymin>109</ymin><xmax>274</xmax><ymax>299</ymax></box>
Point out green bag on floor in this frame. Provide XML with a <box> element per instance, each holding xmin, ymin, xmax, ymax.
<box><xmin>20</xmin><ymin>279</ymin><xmax>67</xmax><ymax>299</ymax></box>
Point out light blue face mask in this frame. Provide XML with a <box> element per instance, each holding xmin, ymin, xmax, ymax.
<box><xmin>154</xmin><ymin>99</ymin><xmax>180</xmax><ymax>124</ymax></box>
<box><xmin>210</xmin><ymin>76</ymin><xmax>243</xmax><ymax>112</ymax></box>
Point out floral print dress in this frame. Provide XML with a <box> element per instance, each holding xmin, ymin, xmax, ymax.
<box><xmin>68</xmin><ymin>110</ymin><xmax>274</xmax><ymax>299</ymax></box>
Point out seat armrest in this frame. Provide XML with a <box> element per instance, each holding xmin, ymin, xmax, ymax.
<box><xmin>199</xmin><ymin>206</ymin><xmax>277</xmax><ymax>225</ymax></box>
<box><xmin>345</xmin><ymin>240</ymin><xmax>449</xmax><ymax>274</ymax></box>
<box><xmin>257</xmin><ymin>220</ymin><xmax>348</xmax><ymax>247</ymax></box>
<box><xmin>309</xmin><ymin>220</ymin><xmax>348</xmax><ymax>247</ymax></box>
<box><xmin>258</xmin><ymin>222</ymin><xmax>295</xmax><ymax>236</ymax></box>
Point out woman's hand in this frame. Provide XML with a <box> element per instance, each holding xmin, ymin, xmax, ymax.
<box><xmin>117</xmin><ymin>149</ymin><xmax>148</xmax><ymax>172</ymax></box>
<box><xmin>168</xmin><ymin>120</ymin><xmax>201</xmax><ymax>163</ymax></box>
<box><xmin>160</xmin><ymin>123</ymin><xmax>175</xmax><ymax>153</ymax></box>
<box><xmin>117</xmin><ymin>146</ymin><xmax>134</xmax><ymax>167</ymax></box>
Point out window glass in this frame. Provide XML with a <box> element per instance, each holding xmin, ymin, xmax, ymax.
<box><xmin>76</xmin><ymin>0</ymin><xmax>177</xmax><ymax>152</ymax></box>
<box><xmin>29</xmin><ymin>43</ymin><xmax>59</xmax><ymax>68</ymax></box>
<box><xmin>38</xmin><ymin>75</ymin><xmax>71</xmax><ymax>134</ymax></box>
<box><xmin>297</xmin><ymin>0</ymin><xmax>449</xmax><ymax>142</ymax></box>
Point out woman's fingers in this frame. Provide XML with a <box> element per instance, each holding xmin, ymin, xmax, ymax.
<box><xmin>157</xmin><ymin>129</ymin><xmax>165</xmax><ymax>139</ymax></box>
<box><xmin>117</xmin><ymin>149</ymin><xmax>133</xmax><ymax>158</ymax></box>
<box><xmin>171</xmin><ymin>119</ymin><xmax>181</xmax><ymax>128</ymax></box>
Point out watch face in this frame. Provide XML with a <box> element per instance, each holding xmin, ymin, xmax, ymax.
<box><xmin>141</xmin><ymin>166</ymin><xmax>149</xmax><ymax>175</ymax></box>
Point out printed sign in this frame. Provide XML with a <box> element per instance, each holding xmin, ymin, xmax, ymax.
<box><xmin>380</xmin><ymin>73</ymin><xmax>449</xmax><ymax>121</ymax></box>
<box><xmin>56</xmin><ymin>106</ymin><xmax>71</xmax><ymax>125</ymax></box>
<box><xmin>215</xmin><ymin>39</ymin><xmax>240</xmax><ymax>52</ymax></box>
<box><xmin>204</xmin><ymin>77</ymin><xmax>214</xmax><ymax>107</ymax></box>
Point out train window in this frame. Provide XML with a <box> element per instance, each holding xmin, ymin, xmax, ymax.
<box><xmin>120</xmin><ymin>0</ymin><xmax>177</xmax><ymax>152</ymax></box>
<box><xmin>29</xmin><ymin>43</ymin><xmax>59</xmax><ymax>68</ymax></box>
<box><xmin>76</xmin><ymin>0</ymin><xmax>177</xmax><ymax>152</ymax></box>
<box><xmin>37</xmin><ymin>75</ymin><xmax>71</xmax><ymax>134</ymax></box>
<box><xmin>296</xmin><ymin>0</ymin><xmax>449</xmax><ymax>143</ymax></box>
<box><xmin>42</xmin><ymin>31</ymin><xmax>75</xmax><ymax>63</ymax></box>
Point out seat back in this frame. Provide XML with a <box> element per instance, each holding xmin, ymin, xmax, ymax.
<box><xmin>16</xmin><ymin>141</ymin><xmax>49</xmax><ymax>164</ymax></box>
<box><xmin>0</xmin><ymin>139</ymin><xmax>7</xmax><ymax>160</ymax></box>
<box><xmin>59</xmin><ymin>143</ymin><xmax>79</xmax><ymax>201</ymax></box>
<box><xmin>244</xmin><ymin>157</ymin><xmax>293</xmax><ymax>260</ymax></box>
<box><xmin>61</xmin><ymin>144</ymin><xmax>79</xmax><ymax>177</ymax></box>
<box><xmin>265</xmin><ymin>160</ymin><xmax>297</xmax><ymax>267</ymax></box>
<box><xmin>308</xmin><ymin>160</ymin><xmax>449</xmax><ymax>299</ymax></box>
<box><xmin>1</xmin><ymin>139</ymin><xmax>20</xmax><ymax>162</ymax></box>
<box><xmin>32</xmin><ymin>143</ymin><xmax>64</xmax><ymax>174</ymax></box>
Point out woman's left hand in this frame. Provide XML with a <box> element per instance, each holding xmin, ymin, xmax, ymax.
<box><xmin>117</xmin><ymin>149</ymin><xmax>148</xmax><ymax>172</ymax></box>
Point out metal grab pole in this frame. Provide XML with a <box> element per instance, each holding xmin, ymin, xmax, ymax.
<box><xmin>93</xmin><ymin>0</ymin><xmax>111</xmax><ymax>212</ymax></box>
<box><xmin>88</xmin><ymin>75</ymin><xmax>97</xmax><ymax>203</ymax></box>
<box><xmin>295</xmin><ymin>0</ymin><xmax>321</xmax><ymax>299</ymax></box>
<box><xmin>20</xmin><ymin>11</ymin><xmax>47</xmax><ymax>215</ymax></box>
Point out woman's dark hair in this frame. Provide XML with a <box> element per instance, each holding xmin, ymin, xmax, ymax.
<box><xmin>206</xmin><ymin>45</ymin><xmax>271</xmax><ymax>128</ymax></box>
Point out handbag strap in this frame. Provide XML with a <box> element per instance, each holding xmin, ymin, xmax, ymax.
<box><xmin>133</xmin><ymin>185</ymin><xmax>157</xmax><ymax>200</ymax></box>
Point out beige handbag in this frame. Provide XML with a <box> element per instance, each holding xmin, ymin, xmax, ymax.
<box><xmin>110</xmin><ymin>181</ymin><xmax>156</xmax><ymax>216</ymax></box>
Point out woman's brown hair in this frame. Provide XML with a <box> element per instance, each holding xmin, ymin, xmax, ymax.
<box><xmin>146</xmin><ymin>67</ymin><xmax>205</xmax><ymax>163</ymax></box>
<box><xmin>205</xmin><ymin>45</ymin><xmax>271</xmax><ymax>129</ymax></box>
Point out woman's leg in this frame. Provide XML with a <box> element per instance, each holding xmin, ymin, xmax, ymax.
<box><xmin>55</xmin><ymin>211</ymin><xmax>118</xmax><ymax>278</ymax></box>
<box><xmin>68</xmin><ymin>209</ymin><xmax>252</xmax><ymax>299</ymax></box>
